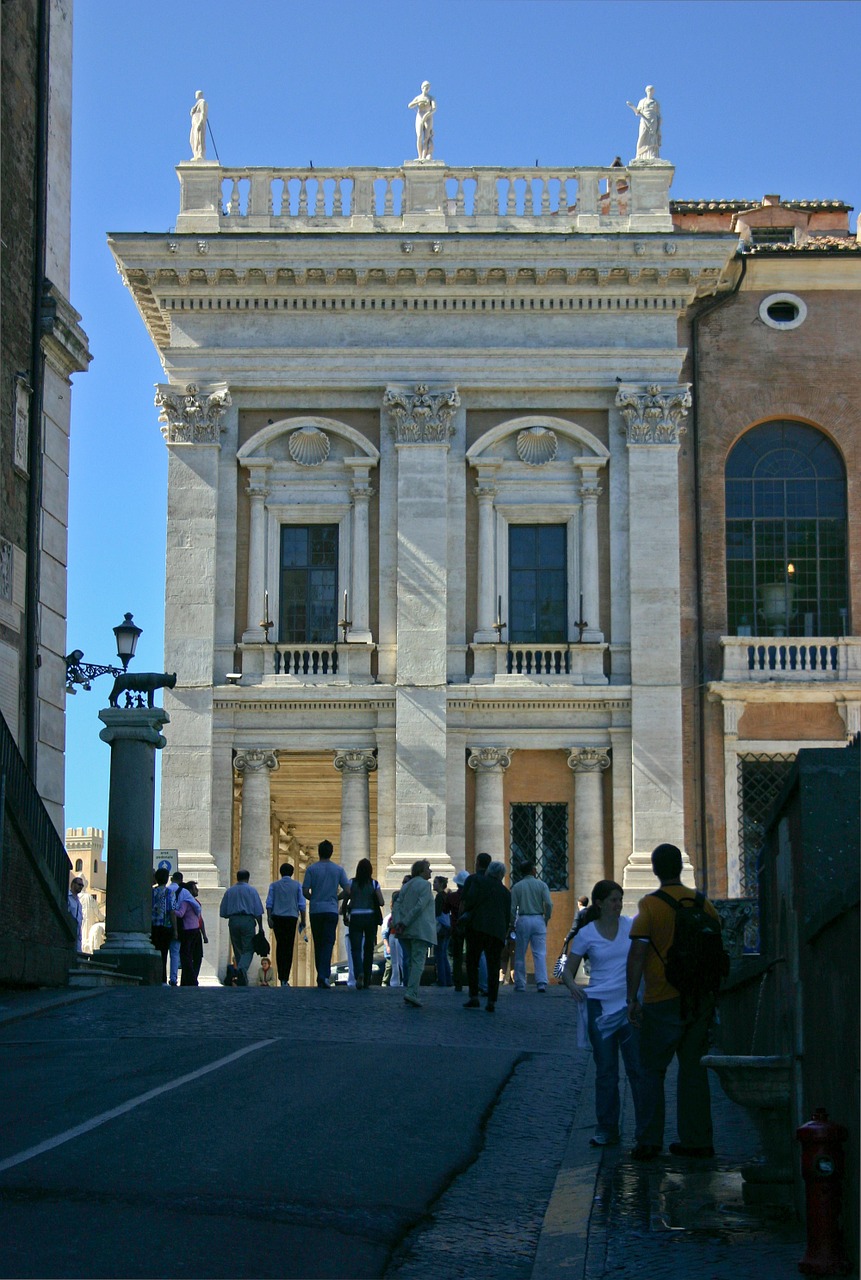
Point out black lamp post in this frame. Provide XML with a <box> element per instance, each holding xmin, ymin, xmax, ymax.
<box><xmin>65</xmin><ymin>613</ymin><xmax>142</xmax><ymax>693</ymax></box>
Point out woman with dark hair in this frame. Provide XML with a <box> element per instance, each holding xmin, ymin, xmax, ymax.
<box><xmin>345</xmin><ymin>858</ymin><xmax>384</xmax><ymax>990</ymax></box>
<box><xmin>562</xmin><ymin>879</ymin><xmax>646</xmax><ymax>1146</ymax></box>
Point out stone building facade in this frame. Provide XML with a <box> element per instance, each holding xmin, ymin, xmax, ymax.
<box><xmin>110</xmin><ymin>159</ymin><xmax>859</xmax><ymax>981</ymax></box>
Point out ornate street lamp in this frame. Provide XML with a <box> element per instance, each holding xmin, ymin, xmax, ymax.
<box><xmin>65</xmin><ymin>613</ymin><xmax>142</xmax><ymax>693</ymax></box>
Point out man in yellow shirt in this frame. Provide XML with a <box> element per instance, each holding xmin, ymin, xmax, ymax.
<box><xmin>626</xmin><ymin>843</ymin><xmax>722</xmax><ymax>1161</ymax></box>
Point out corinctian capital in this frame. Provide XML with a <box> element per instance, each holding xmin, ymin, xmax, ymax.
<box><xmin>383</xmin><ymin>383</ymin><xmax>460</xmax><ymax>443</ymax></box>
<box><xmin>615</xmin><ymin>383</ymin><xmax>691</xmax><ymax>445</ymax></box>
<box><xmin>156</xmin><ymin>381</ymin><xmax>232</xmax><ymax>445</ymax></box>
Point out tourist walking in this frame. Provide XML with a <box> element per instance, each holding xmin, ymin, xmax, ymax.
<box><xmin>626</xmin><ymin>843</ymin><xmax>725</xmax><ymax>1160</ymax></box>
<box><xmin>151</xmin><ymin>868</ymin><xmax>174</xmax><ymax>983</ymax></box>
<box><xmin>345</xmin><ymin>858</ymin><xmax>384</xmax><ymax>989</ymax></box>
<box><xmin>447</xmin><ymin>870</ymin><xmax>469</xmax><ymax>990</ymax></box>
<box><xmin>219</xmin><ymin>869</ymin><xmax>264</xmax><ymax>987</ymax></box>
<box><xmin>562</xmin><ymin>879</ymin><xmax>646</xmax><ymax>1147</ymax></box>
<box><xmin>510</xmin><ymin>860</ymin><xmax>552</xmax><ymax>992</ymax></box>
<box><xmin>462</xmin><ymin>856</ymin><xmax>512</xmax><ymax>1013</ymax></box>
<box><xmin>169</xmin><ymin>871</ymin><xmax>195</xmax><ymax>986</ymax></box>
<box><xmin>433</xmin><ymin>875</ymin><xmax>453</xmax><ymax>986</ymax></box>
<box><xmin>67</xmin><ymin>875</ymin><xmax>84</xmax><ymax>953</ymax></box>
<box><xmin>176</xmin><ymin>879</ymin><xmax>206</xmax><ymax>986</ymax></box>
<box><xmin>302</xmin><ymin>840</ymin><xmax>350</xmax><ymax>989</ymax></box>
<box><xmin>266</xmin><ymin>861</ymin><xmax>306</xmax><ymax>986</ymax></box>
<box><xmin>392</xmin><ymin>860</ymin><xmax>435</xmax><ymax>1008</ymax></box>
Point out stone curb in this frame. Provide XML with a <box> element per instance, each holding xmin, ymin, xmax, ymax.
<box><xmin>0</xmin><ymin>987</ymin><xmax>107</xmax><ymax>1028</ymax></box>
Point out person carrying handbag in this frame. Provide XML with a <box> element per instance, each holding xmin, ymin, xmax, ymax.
<box><xmin>345</xmin><ymin>859</ymin><xmax>384</xmax><ymax>989</ymax></box>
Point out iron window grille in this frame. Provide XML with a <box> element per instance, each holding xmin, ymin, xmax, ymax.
<box><xmin>509</xmin><ymin>802</ymin><xmax>569</xmax><ymax>891</ymax></box>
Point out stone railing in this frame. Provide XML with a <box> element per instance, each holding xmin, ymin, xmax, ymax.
<box><xmin>175</xmin><ymin>162</ymin><xmax>674</xmax><ymax>235</ymax></box>
<box><xmin>721</xmin><ymin>636</ymin><xmax>861</xmax><ymax>682</ymax></box>
<box><xmin>471</xmin><ymin>642</ymin><xmax>608</xmax><ymax>685</ymax></box>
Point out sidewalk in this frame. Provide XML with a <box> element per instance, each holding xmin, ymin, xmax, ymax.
<box><xmin>533</xmin><ymin>1056</ymin><xmax>807</xmax><ymax>1280</ymax></box>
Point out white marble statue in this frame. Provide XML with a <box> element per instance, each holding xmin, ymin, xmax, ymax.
<box><xmin>626</xmin><ymin>85</ymin><xmax>661</xmax><ymax>161</ymax></box>
<box><xmin>408</xmin><ymin>81</ymin><xmax>436</xmax><ymax>161</ymax></box>
<box><xmin>189</xmin><ymin>90</ymin><xmax>208</xmax><ymax>162</ymax></box>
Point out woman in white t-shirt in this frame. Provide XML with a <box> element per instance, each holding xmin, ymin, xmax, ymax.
<box><xmin>561</xmin><ymin>879</ymin><xmax>646</xmax><ymax>1147</ymax></box>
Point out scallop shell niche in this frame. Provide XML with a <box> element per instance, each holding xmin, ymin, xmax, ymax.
<box><xmin>288</xmin><ymin>424</ymin><xmax>331</xmax><ymax>466</ymax></box>
<box><xmin>516</xmin><ymin>426</ymin><xmax>558</xmax><ymax>466</ymax></box>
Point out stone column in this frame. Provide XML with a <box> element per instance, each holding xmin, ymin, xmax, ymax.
<box><xmin>383</xmin><ymin>384</ymin><xmax>460</xmax><ymax>881</ymax></box>
<box><xmin>473</xmin><ymin>476</ymin><xmax>498</xmax><ymax>642</ymax></box>
<box><xmin>577</xmin><ymin>464</ymin><xmax>604</xmax><ymax>642</ymax></box>
<box><xmin>568</xmin><ymin>747</ymin><xmax>610</xmax><ymax>902</ymax></box>
<box><xmin>615</xmin><ymin>385</ymin><xmax>690</xmax><ymax>890</ymax></box>
<box><xmin>241</xmin><ymin>461</ymin><xmax>272</xmax><ymax>642</ymax></box>
<box><xmin>346</xmin><ymin>462</ymin><xmax>373</xmax><ymax>643</ymax></box>
<box><xmin>233</xmin><ymin>749</ymin><xmax>279</xmax><ymax>895</ymax></box>
<box><xmin>468</xmin><ymin>747</ymin><xmax>513</xmax><ymax>861</ymax></box>
<box><xmin>334</xmin><ymin>748</ymin><xmax>377</xmax><ymax>876</ymax></box>
<box><xmin>97</xmin><ymin>707</ymin><xmax>169</xmax><ymax>983</ymax></box>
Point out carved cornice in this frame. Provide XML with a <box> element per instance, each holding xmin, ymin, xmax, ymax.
<box><xmin>615</xmin><ymin>383</ymin><xmax>691</xmax><ymax>444</ymax></box>
<box><xmin>233</xmin><ymin>748</ymin><xmax>279</xmax><ymax>775</ymax></box>
<box><xmin>567</xmin><ymin>747</ymin><xmax>611</xmax><ymax>773</ymax></box>
<box><xmin>383</xmin><ymin>383</ymin><xmax>460</xmax><ymax>443</ymax></box>
<box><xmin>333</xmin><ymin>748</ymin><xmax>378</xmax><ymax>775</ymax></box>
<box><xmin>467</xmin><ymin>746</ymin><xmax>514</xmax><ymax>773</ymax></box>
<box><xmin>155</xmin><ymin>382</ymin><xmax>232</xmax><ymax>444</ymax></box>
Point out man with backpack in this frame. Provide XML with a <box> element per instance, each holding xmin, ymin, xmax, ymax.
<box><xmin>625</xmin><ymin>842</ymin><xmax>728</xmax><ymax>1162</ymax></box>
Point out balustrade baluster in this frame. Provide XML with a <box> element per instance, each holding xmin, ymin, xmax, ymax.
<box><xmin>229</xmin><ymin>178</ymin><xmax>241</xmax><ymax>218</ymax></box>
<box><xmin>333</xmin><ymin>179</ymin><xmax>343</xmax><ymax>217</ymax></box>
<box><xmin>298</xmin><ymin>178</ymin><xmax>308</xmax><ymax>217</ymax></box>
<box><xmin>383</xmin><ymin>176</ymin><xmax>394</xmax><ymax>217</ymax></box>
<box><xmin>309</xmin><ymin>179</ymin><xmax>320</xmax><ymax>218</ymax></box>
<box><xmin>540</xmin><ymin>179</ymin><xmax>551</xmax><ymax>217</ymax></box>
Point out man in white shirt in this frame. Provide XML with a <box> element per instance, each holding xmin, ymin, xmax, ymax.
<box><xmin>510</xmin><ymin>861</ymin><xmax>553</xmax><ymax>993</ymax></box>
<box><xmin>219</xmin><ymin>869</ymin><xmax>264</xmax><ymax>986</ymax></box>
<box><xmin>266</xmin><ymin>862</ymin><xmax>306</xmax><ymax>987</ymax></box>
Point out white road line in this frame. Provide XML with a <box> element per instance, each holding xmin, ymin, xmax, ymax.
<box><xmin>0</xmin><ymin>1039</ymin><xmax>276</xmax><ymax>1175</ymax></box>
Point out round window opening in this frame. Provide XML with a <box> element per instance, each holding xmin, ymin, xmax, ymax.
<box><xmin>760</xmin><ymin>292</ymin><xmax>807</xmax><ymax>330</ymax></box>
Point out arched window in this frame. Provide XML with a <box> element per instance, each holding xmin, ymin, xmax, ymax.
<box><xmin>75</xmin><ymin>859</ymin><xmax>83</xmax><ymax>872</ymax></box>
<box><xmin>726</xmin><ymin>421</ymin><xmax>848</xmax><ymax>636</ymax></box>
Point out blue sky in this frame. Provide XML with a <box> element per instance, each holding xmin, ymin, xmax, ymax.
<box><xmin>64</xmin><ymin>0</ymin><xmax>860</xmax><ymax>835</ymax></box>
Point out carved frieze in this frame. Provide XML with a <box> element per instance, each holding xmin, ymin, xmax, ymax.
<box><xmin>383</xmin><ymin>383</ymin><xmax>460</xmax><ymax>443</ymax></box>
<box><xmin>615</xmin><ymin>383</ymin><xmax>691</xmax><ymax>445</ymax></box>
<box><xmin>155</xmin><ymin>382</ymin><xmax>232</xmax><ymax>444</ymax></box>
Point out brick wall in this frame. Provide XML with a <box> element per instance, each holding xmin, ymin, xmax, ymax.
<box><xmin>0</xmin><ymin>811</ymin><xmax>75</xmax><ymax>986</ymax></box>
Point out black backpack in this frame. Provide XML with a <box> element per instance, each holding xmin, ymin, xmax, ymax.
<box><xmin>651</xmin><ymin>890</ymin><xmax>730</xmax><ymax>1016</ymax></box>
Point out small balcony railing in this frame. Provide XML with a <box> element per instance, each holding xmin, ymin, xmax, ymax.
<box><xmin>471</xmin><ymin>642</ymin><xmax>608</xmax><ymax>685</ymax></box>
<box><xmin>236</xmin><ymin>641</ymin><xmax>374</xmax><ymax>685</ymax></box>
<box><xmin>721</xmin><ymin>636</ymin><xmax>861</xmax><ymax>682</ymax></box>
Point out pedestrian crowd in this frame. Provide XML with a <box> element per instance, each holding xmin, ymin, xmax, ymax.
<box><xmin>150</xmin><ymin>837</ymin><xmax>727</xmax><ymax>1162</ymax></box>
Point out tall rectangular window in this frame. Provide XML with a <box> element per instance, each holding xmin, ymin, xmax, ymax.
<box><xmin>509</xmin><ymin>802</ymin><xmax>568</xmax><ymax>891</ymax></box>
<box><xmin>279</xmin><ymin>525</ymin><xmax>338</xmax><ymax>643</ymax></box>
<box><xmin>509</xmin><ymin>524</ymin><xmax>567</xmax><ymax>643</ymax></box>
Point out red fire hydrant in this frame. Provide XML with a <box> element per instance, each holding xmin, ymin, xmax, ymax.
<box><xmin>796</xmin><ymin>1108</ymin><xmax>852</xmax><ymax>1276</ymax></box>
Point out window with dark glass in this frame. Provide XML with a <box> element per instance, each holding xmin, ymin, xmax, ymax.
<box><xmin>725</xmin><ymin>422</ymin><xmax>848</xmax><ymax>636</ymax></box>
<box><xmin>509</xmin><ymin>803</ymin><xmax>568</xmax><ymax>891</ymax></box>
<box><xmin>279</xmin><ymin>525</ymin><xmax>338</xmax><ymax>643</ymax></box>
<box><xmin>508</xmin><ymin>524</ymin><xmax>567</xmax><ymax>643</ymax></box>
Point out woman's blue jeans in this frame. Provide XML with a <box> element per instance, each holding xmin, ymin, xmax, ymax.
<box><xmin>587</xmin><ymin>998</ymin><xmax>646</xmax><ymax>1140</ymax></box>
<box><xmin>436</xmin><ymin>926</ymin><xmax>452</xmax><ymax>985</ymax></box>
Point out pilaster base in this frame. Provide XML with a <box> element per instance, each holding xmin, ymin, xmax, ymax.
<box><xmin>97</xmin><ymin>942</ymin><xmax>163</xmax><ymax>986</ymax></box>
<box><xmin>381</xmin><ymin>851</ymin><xmax>456</xmax><ymax>895</ymax></box>
<box><xmin>621</xmin><ymin>849</ymin><xmax>697</xmax><ymax>913</ymax></box>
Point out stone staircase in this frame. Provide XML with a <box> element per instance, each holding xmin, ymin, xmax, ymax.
<box><xmin>68</xmin><ymin>955</ymin><xmax>143</xmax><ymax>988</ymax></box>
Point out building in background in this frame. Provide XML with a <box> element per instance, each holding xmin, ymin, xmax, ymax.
<box><xmin>0</xmin><ymin>0</ymin><xmax>91</xmax><ymax>984</ymax></box>
<box><xmin>110</xmin><ymin>132</ymin><xmax>859</xmax><ymax>983</ymax></box>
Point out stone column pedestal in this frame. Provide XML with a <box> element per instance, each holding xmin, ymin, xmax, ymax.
<box><xmin>97</xmin><ymin>707</ymin><xmax>169</xmax><ymax>984</ymax></box>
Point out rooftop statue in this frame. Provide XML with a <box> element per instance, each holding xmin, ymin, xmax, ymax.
<box><xmin>626</xmin><ymin>85</ymin><xmax>662</xmax><ymax>162</ymax></box>
<box><xmin>189</xmin><ymin>90</ymin><xmax>208</xmax><ymax>162</ymax></box>
<box><xmin>408</xmin><ymin>81</ymin><xmax>436</xmax><ymax>161</ymax></box>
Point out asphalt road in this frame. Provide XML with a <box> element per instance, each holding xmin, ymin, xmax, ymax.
<box><xmin>0</xmin><ymin>985</ymin><xmax>586</xmax><ymax>1279</ymax></box>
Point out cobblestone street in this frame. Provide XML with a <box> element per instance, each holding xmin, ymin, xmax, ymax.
<box><xmin>0</xmin><ymin>983</ymin><xmax>817</xmax><ymax>1279</ymax></box>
